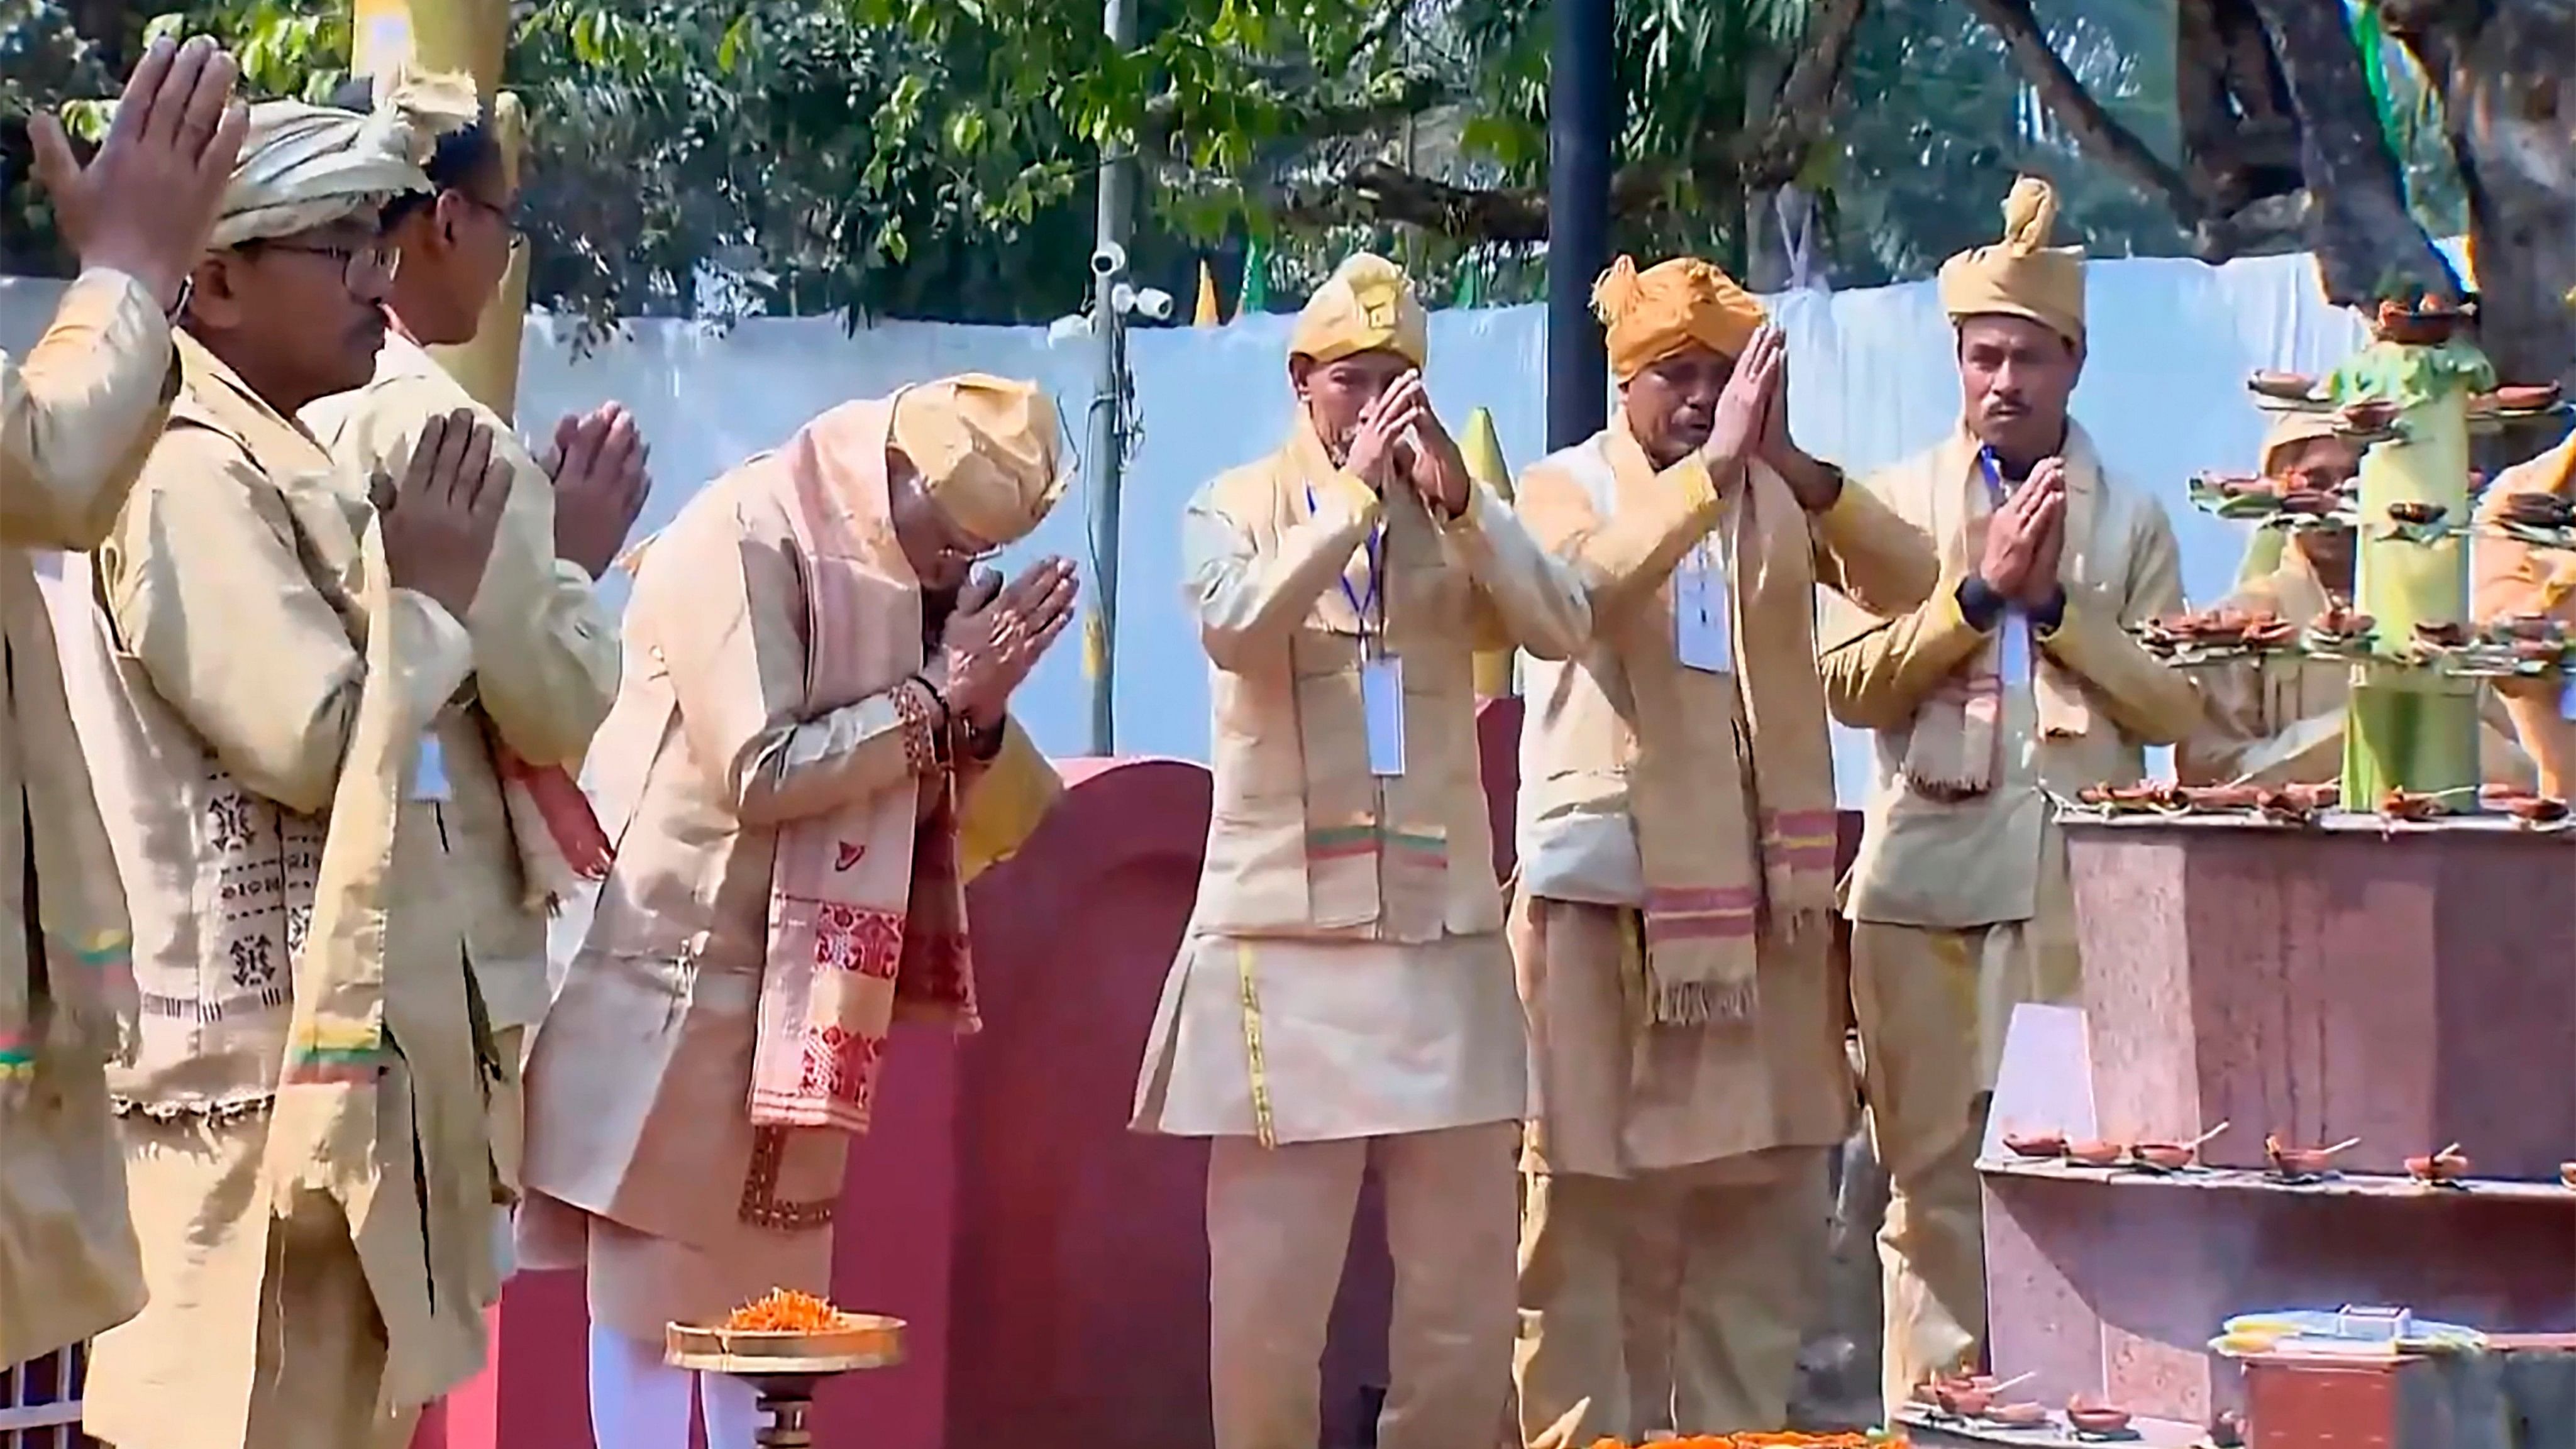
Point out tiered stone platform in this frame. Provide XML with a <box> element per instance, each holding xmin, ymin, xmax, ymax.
<box><xmin>1979</xmin><ymin>817</ymin><xmax>2576</xmax><ymax>1431</ymax></box>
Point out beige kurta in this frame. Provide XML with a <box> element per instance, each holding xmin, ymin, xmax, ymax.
<box><xmin>62</xmin><ymin>334</ymin><xmax>499</xmax><ymax>1449</ymax></box>
<box><xmin>1821</xmin><ymin>424</ymin><xmax>2203</xmax><ymax>1414</ymax></box>
<box><xmin>1504</xmin><ymin>433</ymin><xmax>1937</xmax><ymax>1443</ymax></box>
<box><xmin>516</xmin><ymin>466</ymin><xmax>1059</xmax><ymax>1341</ymax></box>
<box><xmin>2180</xmin><ymin>543</ymin><xmax>2533</xmax><ymax>788</ymax></box>
<box><xmin>2471</xmin><ymin>431</ymin><xmax>2576</xmax><ymax>797</ymax></box>
<box><xmin>0</xmin><ymin>269</ymin><xmax>174</xmax><ymax>1370</ymax></box>
<box><xmin>1137</xmin><ymin>427</ymin><xmax>1588</xmax><ymax>1449</ymax></box>
<box><xmin>304</xmin><ymin>332</ymin><xmax>622</xmax><ymax>1203</ymax></box>
<box><xmin>1130</xmin><ymin>442</ymin><xmax>1590</xmax><ymax>1144</ymax></box>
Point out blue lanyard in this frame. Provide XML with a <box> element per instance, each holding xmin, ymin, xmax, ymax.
<box><xmin>1308</xmin><ymin>483</ymin><xmax>1385</xmax><ymax>632</ymax></box>
<box><xmin>1978</xmin><ymin>446</ymin><xmax>2008</xmax><ymax>499</ymax></box>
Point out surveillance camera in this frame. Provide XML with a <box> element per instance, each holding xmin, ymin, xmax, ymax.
<box><xmin>1132</xmin><ymin>287</ymin><xmax>1176</xmax><ymax>322</ymax></box>
<box><xmin>1090</xmin><ymin>243</ymin><xmax>1129</xmax><ymax>278</ymax></box>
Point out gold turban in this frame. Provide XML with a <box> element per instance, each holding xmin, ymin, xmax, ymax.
<box><xmin>211</xmin><ymin>69</ymin><xmax>478</xmax><ymax>251</ymax></box>
<box><xmin>1937</xmin><ymin>175</ymin><xmax>2087</xmax><ymax>344</ymax></box>
<box><xmin>1593</xmin><ymin>255</ymin><xmax>1767</xmax><ymax>381</ymax></box>
<box><xmin>1290</xmin><ymin>253</ymin><xmax>1429</xmax><ymax>368</ymax></box>
<box><xmin>2258</xmin><ymin>410</ymin><xmax>2345</xmax><ymax>478</ymax></box>
<box><xmin>890</xmin><ymin>373</ymin><xmax>1068</xmax><ymax>546</ymax></box>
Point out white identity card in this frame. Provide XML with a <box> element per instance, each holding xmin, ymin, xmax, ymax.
<box><xmin>1674</xmin><ymin>546</ymin><xmax>1733</xmax><ymax>673</ymax></box>
<box><xmin>1362</xmin><ymin>654</ymin><xmax>1407</xmax><ymax>777</ymax></box>
<box><xmin>411</xmin><ymin>733</ymin><xmax>451</xmax><ymax>803</ymax></box>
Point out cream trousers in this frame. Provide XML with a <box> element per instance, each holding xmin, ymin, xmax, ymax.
<box><xmin>1513</xmin><ymin>1149</ymin><xmax>1828</xmax><ymax>1445</ymax></box>
<box><xmin>1849</xmin><ymin>913</ymin><xmax>2078</xmax><ymax>1419</ymax></box>
<box><xmin>1207</xmin><ymin>1123</ymin><xmax>1519</xmax><ymax>1449</ymax></box>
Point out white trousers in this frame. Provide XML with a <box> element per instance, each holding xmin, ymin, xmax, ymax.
<box><xmin>587</xmin><ymin>1323</ymin><xmax>765</xmax><ymax>1449</ymax></box>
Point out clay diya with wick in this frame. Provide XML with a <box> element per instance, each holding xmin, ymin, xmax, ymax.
<box><xmin>2065</xmin><ymin>1139</ymin><xmax>2126</xmax><ymax>1167</ymax></box>
<box><xmin>2379</xmin><ymin>788</ymin><xmax>2454</xmax><ymax>822</ymax></box>
<box><xmin>2066</xmin><ymin>1396</ymin><xmax>2138</xmax><ymax>1440</ymax></box>
<box><xmin>2130</xmin><ymin>1120</ymin><xmax>2230</xmax><ymax>1172</ymax></box>
<box><xmin>2406</xmin><ymin>1143</ymin><xmax>2471</xmax><ymax>1186</ymax></box>
<box><xmin>2267</xmin><ymin>1133</ymin><xmax>2362</xmax><ymax>1179</ymax></box>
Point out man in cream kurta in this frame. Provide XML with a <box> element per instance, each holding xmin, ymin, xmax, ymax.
<box><xmin>2183</xmin><ymin>414</ymin><xmax>2531</xmax><ymax>786</ymax></box>
<box><xmin>1131</xmin><ymin>253</ymin><xmax>1591</xmax><ymax>1449</ymax></box>
<box><xmin>303</xmin><ymin>82</ymin><xmax>640</xmax><ymax>1281</ymax></box>
<box><xmin>0</xmin><ymin>35</ymin><xmax>245</xmax><ymax>1375</ymax></box>
<box><xmin>2471</xmin><ymin>427</ymin><xmax>2576</xmax><ymax>796</ymax></box>
<box><xmin>1818</xmin><ymin>177</ymin><xmax>2206</xmax><ymax>1416</ymax></box>
<box><xmin>62</xmin><ymin>76</ymin><xmax>519</xmax><ymax>1449</ymax></box>
<box><xmin>518</xmin><ymin>374</ymin><xmax>1071</xmax><ymax>1449</ymax></box>
<box><xmin>1510</xmin><ymin>258</ymin><xmax>1938</xmax><ymax>1443</ymax></box>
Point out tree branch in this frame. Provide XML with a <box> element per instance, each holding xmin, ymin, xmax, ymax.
<box><xmin>1264</xmin><ymin>0</ymin><xmax>1870</xmax><ymax>245</ymax></box>
<box><xmin>1957</xmin><ymin>0</ymin><xmax>2211</xmax><ymax>223</ymax></box>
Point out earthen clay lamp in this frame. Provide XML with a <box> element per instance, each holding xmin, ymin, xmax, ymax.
<box><xmin>2066</xmin><ymin>1139</ymin><xmax>2125</xmax><ymax>1167</ymax></box>
<box><xmin>2067</xmin><ymin>1398</ymin><xmax>2133</xmax><ymax>1435</ymax></box>
<box><xmin>2131</xmin><ymin>1141</ymin><xmax>2198</xmax><ymax>1171</ymax></box>
<box><xmin>2004</xmin><ymin>1127</ymin><xmax>2067</xmax><ymax>1157</ymax></box>
<box><xmin>2405</xmin><ymin>1149</ymin><xmax>2470</xmax><ymax>1183</ymax></box>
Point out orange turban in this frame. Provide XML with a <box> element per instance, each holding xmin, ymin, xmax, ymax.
<box><xmin>1593</xmin><ymin>256</ymin><xmax>1767</xmax><ymax>381</ymax></box>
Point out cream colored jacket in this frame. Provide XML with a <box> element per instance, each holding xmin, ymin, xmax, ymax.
<box><xmin>1823</xmin><ymin>426</ymin><xmax>2204</xmax><ymax>930</ymax></box>
<box><xmin>304</xmin><ymin>333</ymin><xmax>621</xmax><ymax>1030</ymax></box>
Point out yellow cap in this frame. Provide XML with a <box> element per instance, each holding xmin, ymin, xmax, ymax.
<box><xmin>1290</xmin><ymin>253</ymin><xmax>1429</xmax><ymax>368</ymax></box>
<box><xmin>889</xmin><ymin>374</ymin><xmax>1068</xmax><ymax>545</ymax></box>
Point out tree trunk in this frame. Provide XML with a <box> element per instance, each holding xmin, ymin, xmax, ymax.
<box><xmin>2242</xmin><ymin>0</ymin><xmax>2461</xmax><ymax>304</ymax></box>
<box><xmin>2403</xmin><ymin>0</ymin><xmax>2576</xmax><ymax>400</ymax></box>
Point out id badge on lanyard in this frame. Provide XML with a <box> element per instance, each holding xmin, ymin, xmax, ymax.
<box><xmin>1674</xmin><ymin>534</ymin><xmax>1732</xmax><ymax>673</ymax></box>
<box><xmin>1982</xmin><ymin>449</ymin><xmax>2033</xmax><ymax>687</ymax></box>
<box><xmin>411</xmin><ymin>732</ymin><xmax>452</xmax><ymax>802</ymax></box>
<box><xmin>1315</xmin><ymin>483</ymin><xmax>1407</xmax><ymax>776</ymax></box>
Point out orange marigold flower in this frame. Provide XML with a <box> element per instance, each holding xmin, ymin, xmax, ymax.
<box><xmin>724</xmin><ymin>1288</ymin><xmax>843</xmax><ymax>1331</ymax></box>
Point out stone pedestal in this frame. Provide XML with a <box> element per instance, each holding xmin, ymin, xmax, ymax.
<box><xmin>1977</xmin><ymin>818</ymin><xmax>2576</xmax><ymax>1428</ymax></box>
<box><xmin>2066</xmin><ymin>817</ymin><xmax>2576</xmax><ymax>1180</ymax></box>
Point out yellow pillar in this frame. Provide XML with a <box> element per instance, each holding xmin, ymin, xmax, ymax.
<box><xmin>1461</xmin><ymin>406</ymin><xmax>1520</xmax><ymax>698</ymax></box>
<box><xmin>352</xmin><ymin>0</ymin><xmax>528</xmax><ymax>422</ymax></box>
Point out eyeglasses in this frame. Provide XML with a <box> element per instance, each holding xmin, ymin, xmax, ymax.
<box><xmin>451</xmin><ymin>190</ymin><xmax>528</xmax><ymax>243</ymax></box>
<box><xmin>259</xmin><ymin>239</ymin><xmax>399</xmax><ymax>290</ymax></box>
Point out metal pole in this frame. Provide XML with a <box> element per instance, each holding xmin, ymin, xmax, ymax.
<box><xmin>1545</xmin><ymin>0</ymin><xmax>1615</xmax><ymax>451</ymax></box>
<box><xmin>1083</xmin><ymin>0</ymin><xmax>1136</xmax><ymax>757</ymax></box>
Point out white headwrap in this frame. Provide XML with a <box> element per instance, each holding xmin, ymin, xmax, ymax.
<box><xmin>210</xmin><ymin>69</ymin><xmax>479</xmax><ymax>251</ymax></box>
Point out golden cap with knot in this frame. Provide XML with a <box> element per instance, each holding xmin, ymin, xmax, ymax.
<box><xmin>890</xmin><ymin>374</ymin><xmax>1068</xmax><ymax>546</ymax></box>
<box><xmin>1593</xmin><ymin>255</ymin><xmax>1768</xmax><ymax>382</ymax></box>
<box><xmin>211</xmin><ymin>67</ymin><xmax>478</xmax><ymax>251</ymax></box>
<box><xmin>1290</xmin><ymin>253</ymin><xmax>1429</xmax><ymax>368</ymax></box>
<box><xmin>1936</xmin><ymin>175</ymin><xmax>2087</xmax><ymax>345</ymax></box>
